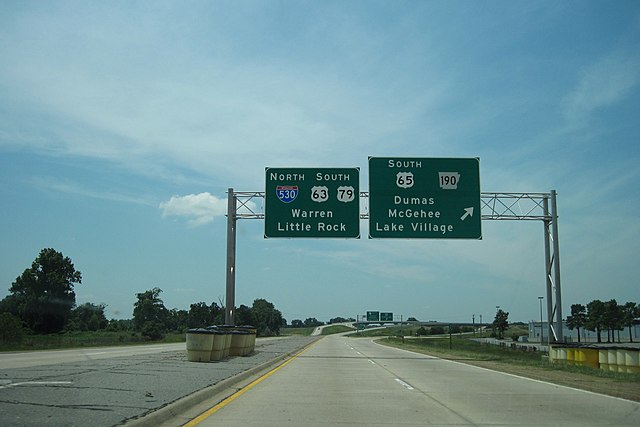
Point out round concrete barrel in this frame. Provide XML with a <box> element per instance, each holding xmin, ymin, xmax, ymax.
<box><xmin>616</xmin><ymin>350</ymin><xmax>626</xmax><ymax>373</ymax></box>
<box><xmin>238</xmin><ymin>326</ymin><xmax>257</xmax><ymax>356</ymax></box>
<box><xmin>557</xmin><ymin>347</ymin><xmax>567</xmax><ymax>362</ymax></box>
<box><xmin>598</xmin><ymin>349</ymin><xmax>608</xmax><ymax>371</ymax></box>
<box><xmin>215</xmin><ymin>325</ymin><xmax>235</xmax><ymax>358</ymax></box>
<box><xmin>607</xmin><ymin>350</ymin><xmax>617</xmax><ymax>372</ymax></box>
<box><xmin>223</xmin><ymin>331</ymin><xmax>231</xmax><ymax>358</ymax></box>
<box><xmin>624</xmin><ymin>350</ymin><xmax>639</xmax><ymax>374</ymax></box>
<box><xmin>229</xmin><ymin>330</ymin><xmax>249</xmax><ymax>356</ymax></box>
<box><xmin>186</xmin><ymin>329</ymin><xmax>214</xmax><ymax>362</ymax></box>
<box><xmin>567</xmin><ymin>348</ymin><xmax>576</xmax><ymax>365</ymax></box>
<box><xmin>210</xmin><ymin>331</ymin><xmax>227</xmax><ymax>361</ymax></box>
<box><xmin>581</xmin><ymin>348</ymin><xmax>599</xmax><ymax>369</ymax></box>
<box><xmin>549</xmin><ymin>346</ymin><xmax>557</xmax><ymax>363</ymax></box>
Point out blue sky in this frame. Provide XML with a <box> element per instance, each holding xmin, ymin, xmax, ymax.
<box><xmin>1</xmin><ymin>1</ymin><xmax>639</xmax><ymax>324</ymax></box>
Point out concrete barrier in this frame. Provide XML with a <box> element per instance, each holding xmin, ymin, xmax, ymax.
<box><xmin>186</xmin><ymin>329</ymin><xmax>214</xmax><ymax>362</ymax></box>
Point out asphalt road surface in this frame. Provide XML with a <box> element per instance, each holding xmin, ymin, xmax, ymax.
<box><xmin>188</xmin><ymin>334</ymin><xmax>640</xmax><ymax>427</ymax></box>
<box><xmin>0</xmin><ymin>336</ymin><xmax>316</xmax><ymax>426</ymax></box>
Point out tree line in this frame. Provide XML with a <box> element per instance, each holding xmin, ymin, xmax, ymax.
<box><xmin>566</xmin><ymin>299</ymin><xmax>639</xmax><ymax>343</ymax></box>
<box><xmin>288</xmin><ymin>316</ymin><xmax>356</xmax><ymax>328</ymax></box>
<box><xmin>0</xmin><ymin>248</ymin><xmax>284</xmax><ymax>342</ymax></box>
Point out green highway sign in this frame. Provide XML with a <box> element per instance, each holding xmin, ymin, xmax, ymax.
<box><xmin>264</xmin><ymin>167</ymin><xmax>360</xmax><ymax>238</ymax></box>
<box><xmin>380</xmin><ymin>312</ymin><xmax>393</xmax><ymax>322</ymax></box>
<box><xmin>368</xmin><ymin>157</ymin><xmax>482</xmax><ymax>239</ymax></box>
<box><xmin>366</xmin><ymin>311</ymin><xmax>380</xmax><ymax>322</ymax></box>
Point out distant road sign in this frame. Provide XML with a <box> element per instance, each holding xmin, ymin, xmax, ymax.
<box><xmin>368</xmin><ymin>157</ymin><xmax>481</xmax><ymax>239</ymax></box>
<box><xmin>265</xmin><ymin>168</ymin><xmax>360</xmax><ymax>238</ymax></box>
<box><xmin>366</xmin><ymin>311</ymin><xmax>380</xmax><ymax>322</ymax></box>
<box><xmin>380</xmin><ymin>312</ymin><xmax>393</xmax><ymax>322</ymax></box>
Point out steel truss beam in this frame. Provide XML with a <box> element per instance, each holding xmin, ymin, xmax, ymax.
<box><xmin>225</xmin><ymin>190</ymin><xmax>563</xmax><ymax>343</ymax></box>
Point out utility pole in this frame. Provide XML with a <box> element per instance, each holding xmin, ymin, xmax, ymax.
<box><xmin>538</xmin><ymin>296</ymin><xmax>544</xmax><ymax>345</ymax></box>
<box><xmin>472</xmin><ymin>314</ymin><xmax>476</xmax><ymax>337</ymax></box>
<box><xmin>225</xmin><ymin>188</ymin><xmax>237</xmax><ymax>325</ymax></box>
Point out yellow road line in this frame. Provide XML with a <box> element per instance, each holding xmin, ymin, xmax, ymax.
<box><xmin>183</xmin><ymin>340</ymin><xmax>320</xmax><ymax>426</ymax></box>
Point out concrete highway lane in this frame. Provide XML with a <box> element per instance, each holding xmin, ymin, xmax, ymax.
<box><xmin>189</xmin><ymin>335</ymin><xmax>640</xmax><ymax>426</ymax></box>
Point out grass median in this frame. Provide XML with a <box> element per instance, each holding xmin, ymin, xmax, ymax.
<box><xmin>0</xmin><ymin>331</ymin><xmax>185</xmax><ymax>351</ymax></box>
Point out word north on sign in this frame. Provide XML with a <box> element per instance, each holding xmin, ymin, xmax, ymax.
<box><xmin>368</xmin><ymin>157</ymin><xmax>482</xmax><ymax>239</ymax></box>
<box><xmin>265</xmin><ymin>167</ymin><xmax>360</xmax><ymax>238</ymax></box>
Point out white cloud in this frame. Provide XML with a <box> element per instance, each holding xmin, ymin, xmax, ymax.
<box><xmin>159</xmin><ymin>192</ymin><xmax>228</xmax><ymax>227</ymax></box>
<box><xmin>563</xmin><ymin>48</ymin><xmax>640</xmax><ymax>127</ymax></box>
<box><xmin>159</xmin><ymin>192</ymin><xmax>260</xmax><ymax>227</ymax></box>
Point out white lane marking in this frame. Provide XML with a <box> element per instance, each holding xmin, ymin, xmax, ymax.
<box><xmin>368</xmin><ymin>359</ymin><xmax>376</xmax><ymax>365</ymax></box>
<box><xmin>395</xmin><ymin>378</ymin><xmax>414</xmax><ymax>390</ymax></box>
<box><xmin>0</xmin><ymin>381</ymin><xmax>73</xmax><ymax>390</ymax></box>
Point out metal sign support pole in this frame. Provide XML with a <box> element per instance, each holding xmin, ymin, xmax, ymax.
<box><xmin>225</xmin><ymin>188</ymin><xmax>237</xmax><ymax>325</ymax></box>
<box><xmin>551</xmin><ymin>190</ymin><xmax>563</xmax><ymax>342</ymax></box>
<box><xmin>543</xmin><ymin>196</ymin><xmax>555</xmax><ymax>342</ymax></box>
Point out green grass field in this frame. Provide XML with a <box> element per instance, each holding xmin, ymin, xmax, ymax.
<box><xmin>0</xmin><ymin>331</ymin><xmax>185</xmax><ymax>351</ymax></box>
<box><xmin>280</xmin><ymin>327</ymin><xmax>315</xmax><ymax>336</ymax></box>
<box><xmin>381</xmin><ymin>335</ymin><xmax>640</xmax><ymax>382</ymax></box>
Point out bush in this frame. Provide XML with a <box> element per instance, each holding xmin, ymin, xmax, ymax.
<box><xmin>416</xmin><ymin>327</ymin><xmax>428</xmax><ymax>336</ymax></box>
<box><xmin>141</xmin><ymin>321</ymin><xmax>165</xmax><ymax>340</ymax></box>
<box><xmin>0</xmin><ymin>312</ymin><xmax>24</xmax><ymax>343</ymax></box>
<box><xmin>430</xmin><ymin>326</ymin><xmax>445</xmax><ymax>335</ymax></box>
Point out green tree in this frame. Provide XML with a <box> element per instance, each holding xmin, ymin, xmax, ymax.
<box><xmin>251</xmin><ymin>298</ymin><xmax>283</xmax><ymax>336</ymax></box>
<box><xmin>621</xmin><ymin>302</ymin><xmax>639</xmax><ymax>342</ymax></box>
<box><xmin>303</xmin><ymin>317</ymin><xmax>323</xmax><ymax>327</ymax></box>
<box><xmin>7</xmin><ymin>248</ymin><xmax>82</xmax><ymax>333</ymax></box>
<box><xmin>235</xmin><ymin>304</ymin><xmax>254</xmax><ymax>326</ymax></box>
<box><xmin>107</xmin><ymin>318</ymin><xmax>133</xmax><ymax>332</ymax></box>
<box><xmin>291</xmin><ymin>319</ymin><xmax>304</xmax><ymax>327</ymax></box>
<box><xmin>211</xmin><ymin>302</ymin><xmax>224</xmax><ymax>325</ymax></box>
<box><xmin>566</xmin><ymin>303</ymin><xmax>587</xmax><ymax>343</ymax></box>
<box><xmin>586</xmin><ymin>299</ymin><xmax>605</xmax><ymax>343</ymax></box>
<box><xmin>133</xmin><ymin>287</ymin><xmax>168</xmax><ymax>340</ymax></box>
<box><xmin>69</xmin><ymin>303</ymin><xmax>108</xmax><ymax>331</ymax></box>
<box><xmin>603</xmin><ymin>299</ymin><xmax>623</xmax><ymax>343</ymax></box>
<box><xmin>0</xmin><ymin>312</ymin><xmax>24</xmax><ymax>343</ymax></box>
<box><xmin>188</xmin><ymin>302</ymin><xmax>212</xmax><ymax>328</ymax></box>
<box><xmin>492</xmin><ymin>309</ymin><xmax>509</xmax><ymax>339</ymax></box>
<box><xmin>0</xmin><ymin>294</ymin><xmax>20</xmax><ymax>316</ymax></box>
<box><xmin>167</xmin><ymin>308</ymin><xmax>188</xmax><ymax>332</ymax></box>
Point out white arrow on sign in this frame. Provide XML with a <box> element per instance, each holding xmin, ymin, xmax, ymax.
<box><xmin>460</xmin><ymin>207</ymin><xmax>474</xmax><ymax>221</ymax></box>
